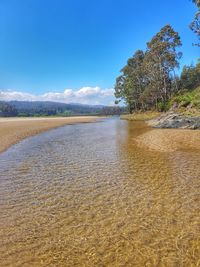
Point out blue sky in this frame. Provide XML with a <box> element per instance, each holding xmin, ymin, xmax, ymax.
<box><xmin>0</xmin><ymin>0</ymin><xmax>199</xmax><ymax>105</ymax></box>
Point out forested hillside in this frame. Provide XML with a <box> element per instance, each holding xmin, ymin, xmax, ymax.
<box><xmin>0</xmin><ymin>102</ymin><xmax>18</xmax><ymax>117</ymax></box>
<box><xmin>0</xmin><ymin>101</ymin><xmax>126</xmax><ymax>117</ymax></box>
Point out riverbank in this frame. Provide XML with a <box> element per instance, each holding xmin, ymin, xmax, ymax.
<box><xmin>121</xmin><ymin>111</ymin><xmax>200</xmax><ymax>152</ymax></box>
<box><xmin>121</xmin><ymin>111</ymin><xmax>160</xmax><ymax>121</ymax></box>
<box><xmin>121</xmin><ymin>110</ymin><xmax>200</xmax><ymax>129</ymax></box>
<box><xmin>0</xmin><ymin>116</ymin><xmax>99</xmax><ymax>153</ymax></box>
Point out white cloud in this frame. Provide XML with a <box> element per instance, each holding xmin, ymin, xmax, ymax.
<box><xmin>0</xmin><ymin>87</ymin><xmax>115</xmax><ymax>105</ymax></box>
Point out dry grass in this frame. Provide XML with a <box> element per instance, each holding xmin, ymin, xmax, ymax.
<box><xmin>121</xmin><ymin>111</ymin><xmax>161</xmax><ymax>121</ymax></box>
<box><xmin>177</xmin><ymin>107</ymin><xmax>200</xmax><ymax>117</ymax></box>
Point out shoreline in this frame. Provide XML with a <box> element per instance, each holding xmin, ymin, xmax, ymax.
<box><xmin>121</xmin><ymin>111</ymin><xmax>200</xmax><ymax>129</ymax></box>
<box><xmin>0</xmin><ymin>116</ymin><xmax>99</xmax><ymax>154</ymax></box>
<box><xmin>121</xmin><ymin>112</ymin><xmax>200</xmax><ymax>153</ymax></box>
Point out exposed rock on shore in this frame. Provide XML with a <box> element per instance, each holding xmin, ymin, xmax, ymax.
<box><xmin>149</xmin><ymin>112</ymin><xmax>200</xmax><ymax>129</ymax></box>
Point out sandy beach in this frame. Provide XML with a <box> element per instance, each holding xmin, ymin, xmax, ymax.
<box><xmin>135</xmin><ymin>127</ymin><xmax>200</xmax><ymax>153</ymax></box>
<box><xmin>0</xmin><ymin>116</ymin><xmax>99</xmax><ymax>153</ymax></box>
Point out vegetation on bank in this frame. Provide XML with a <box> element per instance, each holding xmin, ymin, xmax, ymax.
<box><xmin>115</xmin><ymin>0</ymin><xmax>200</xmax><ymax>114</ymax></box>
<box><xmin>121</xmin><ymin>111</ymin><xmax>160</xmax><ymax>121</ymax></box>
<box><xmin>169</xmin><ymin>86</ymin><xmax>200</xmax><ymax>116</ymax></box>
<box><xmin>120</xmin><ymin>87</ymin><xmax>200</xmax><ymax>122</ymax></box>
<box><xmin>171</xmin><ymin>86</ymin><xmax>200</xmax><ymax>108</ymax></box>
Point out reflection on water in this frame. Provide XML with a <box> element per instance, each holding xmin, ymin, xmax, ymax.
<box><xmin>0</xmin><ymin>118</ymin><xmax>199</xmax><ymax>266</ymax></box>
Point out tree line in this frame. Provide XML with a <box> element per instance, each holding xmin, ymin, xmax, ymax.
<box><xmin>0</xmin><ymin>101</ymin><xmax>127</xmax><ymax>117</ymax></box>
<box><xmin>115</xmin><ymin>1</ymin><xmax>200</xmax><ymax>113</ymax></box>
<box><xmin>0</xmin><ymin>102</ymin><xmax>18</xmax><ymax>117</ymax></box>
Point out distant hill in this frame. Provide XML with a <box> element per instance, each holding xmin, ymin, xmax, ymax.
<box><xmin>0</xmin><ymin>101</ymin><xmax>127</xmax><ymax>117</ymax></box>
<box><xmin>0</xmin><ymin>101</ymin><xmax>18</xmax><ymax>117</ymax></box>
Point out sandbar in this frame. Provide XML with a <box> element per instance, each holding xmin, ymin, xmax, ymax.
<box><xmin>135</xmin><ymin>128</ymin><xmax>200</xmax><ymax>153</ymax></box>
<box><xmin>0</xmin><ymin>116</ymin><xmax>99</xmax><ymax>153</ymax></box>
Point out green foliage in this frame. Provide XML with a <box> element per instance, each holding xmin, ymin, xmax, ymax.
<box><xmin>170</xmin><ymin>87</ymin><xmax>200</xmax><ymax>108</ymax></box>
<box><xmin>115</xmin><ymin>50</ymin><xmax>146</xmax><ymax>113</ymax></box>
<box><xmin>99</xmin><ymin>106</ymin><xmax>128</xmax><ymax>115</ymax></box>
<box><xmin>7</xmin><ymin>101</ymin><xmax>111</xmax><ymax>116</ymax></box>
<box><xmin>180</xmin><ymin>60</ymin><xmax>200</xmax><ymax>90</ymax></box>
<box><xmin>115</xmin><ymin>25</ymin><xmax>182</xmax><ymax>112</ymax></box>
<box><xmin>157</xmin><ymin>102</ymin><xmax>170</xmax><ymax>112</ymax></box>
<box><xmin>191</xmin><ymin>0</ymin><xmax>200</xmax><ymax>46</ymax></box>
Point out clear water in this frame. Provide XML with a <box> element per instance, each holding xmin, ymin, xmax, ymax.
<box><xmin>0</xmin><ymin>118</ymin><xmax>199</xmax><ymax>266</ymax></box>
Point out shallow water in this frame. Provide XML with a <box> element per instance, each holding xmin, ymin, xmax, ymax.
<box><xmin>0</xmin><ymin>118</ymin><xmax>199</xmax><ymax>266</ymax></box>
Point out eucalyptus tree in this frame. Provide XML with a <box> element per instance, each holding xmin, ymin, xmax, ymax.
<box><xmin>115</xmin><ymin>50</ymin><xmax>146</xmax><ymax>113</ymax></box>
<box><xmin>115</xmin><ymin>25</ymin><xmax>182</xmax><ymax>112</ymax></box>
<box><xmin>192</xmin><ymin>0</ymin><xmax>200</xmax><ymax>9</ymax></box>
<box><xmin>115</xmin><ymin>75</ymin><xmax>134</xmax><ymax>112</ymax></box>
<box><xmin>191</xmin><ymin>0</ymin><xmax>200</xmax><ymax>45</ymax></box>
<box><xmin>143</xmin><ymin>25</ymin><xmax>182</xmax><ymax>108</ymax></box>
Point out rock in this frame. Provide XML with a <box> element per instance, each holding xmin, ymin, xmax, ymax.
<box><xmin>151</xmin><ymin>112</ymin><xmax>200</xmax><ymax>130</ymax></box>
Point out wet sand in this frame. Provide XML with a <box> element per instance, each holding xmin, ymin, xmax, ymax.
<box><xmin>135</xmin><ymin>127</ymin><xmax>200</xmax><ymax>152</ymax></box>
<box><xmin>0</xmin><ymin>116</ymin><xmax>98</xmax><ymax>153</ymax></box>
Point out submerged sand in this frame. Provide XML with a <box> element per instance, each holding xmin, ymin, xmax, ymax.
<box><xmin>135</xmin><ymin>127</ymin><xmax>200</xmax><ymax>153</ymax></box>
<box><xmin>0</xmin><ymin>116</ymin><xmax>98</xmax><ymax>153</ymax></box>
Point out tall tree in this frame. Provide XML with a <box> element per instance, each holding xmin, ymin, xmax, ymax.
<box><xmin>191</xmin><ymin>0</ymin><xmax>200</xmax><ymax>45</ymax></box>
<box><xmin>143</xmin><ymin>25</ymin><xmax>182</xmax><ymax>108</ymax></box>
<box><xmin>192</xmin><ymin>0</ymin><xmax>200</xmax><ymax>8</ymax></box>
<box><xmin>115</xmin><ymin>25</ymin><xmax>182</xmax><ymax>112</ymax></box>
<box><xmin>115</xmin><ymin>50</ymin><xmax>146</xmax><ymax>113</ymax></box>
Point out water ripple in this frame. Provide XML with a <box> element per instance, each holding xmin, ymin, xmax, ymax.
<box><xmin>0</xmin><ymin>118</ymin><xmax>199</xmax><ymax>266</ymax></box>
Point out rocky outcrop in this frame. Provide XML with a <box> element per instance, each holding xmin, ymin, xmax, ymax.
<box><xmin>149</xmin><ymin>112</ymin><xmax>200</xmax><ymax>129</ymax></box>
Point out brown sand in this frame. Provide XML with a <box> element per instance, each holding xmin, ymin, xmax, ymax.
<box><xmin>135</xmin><ymin>127</ymin><xmax>200</xmax><ymax>152</ymax></box>
<box><xmin>0</xmin><ymin>116</ymin><xmax>99</xmax><ymax>153</ymax></box>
